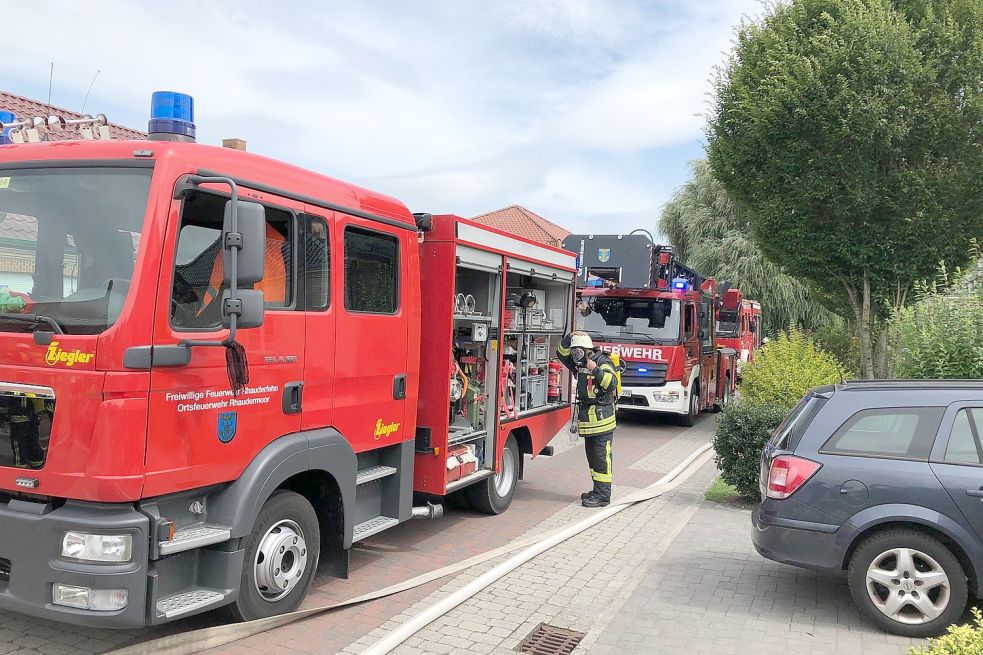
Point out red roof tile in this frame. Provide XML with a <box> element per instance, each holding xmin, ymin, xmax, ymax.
<box><xmin>471</xmin><ymin>205</ymin><xmax>571</xmax><ymax>247</ymax></box>
<box><xmin>0</xmin><ymin>90</ymin><xmax>146</xmax><ymax>141</ymax></box>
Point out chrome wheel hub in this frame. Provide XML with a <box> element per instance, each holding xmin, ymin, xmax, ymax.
<box><xmin>254</xmin><ymin>519</ymin><xmax>308</xmax><ymax>602</ymax></box>
<box><xmin>866</xmin><ymin>547</ymin><xmax>950</xmax><ymax>625</ymax></box>
<box><xmin>495</xmin><ymin>447</ymin><xmax>516</xmax><ymax>498</ymax></box>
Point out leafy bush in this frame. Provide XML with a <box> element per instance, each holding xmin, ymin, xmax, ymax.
<box><xmin>892</xmin><ymin>268</ymin><xmax>983</xmax><ymax>379</ymax></box>
<box><xmin>740</xmin><ymin>328</ymin><xmax>846</xmax><ymax>411</ymax></box>
<box><xmin>910</xmin><ymin>607</ymin><xmax>983</xmax><ymax>655</ymax></box>
<box><xmin>713</xmin><ymin>402</ymin><xmax>787</xmax><ymax>500</ymax></box>
<box><xmin>811</xmin><ymin>321</ymin><xmax>861</xmax><ymax>378</ymax></box>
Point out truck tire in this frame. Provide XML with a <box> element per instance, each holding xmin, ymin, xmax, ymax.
<box><xmin>468</xmin><ymin>435</ymin><xmax>519</xmax><ymax>515</ymax></box>
<box><xmin>227</xmin><ymin>490</ymin><xmax>321</xmax><ymax>622</ymax></box>
<box><xmin>679</xmin><ymin>384</ymin><xmax>699</xmax><ymax>427</ymax></box>
<box><xmin>713</xmin><ymin>375</ymin><xmax>731</xmax><ymax>413</ymax></box>
<box><xmin>847</xmin><ymin>529</ymin><xmax>967</xmax><ymax>637</ymax></box>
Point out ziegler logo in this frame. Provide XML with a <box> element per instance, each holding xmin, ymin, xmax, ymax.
<box><xmin>374</xmin><ymin>419</ymin><xmax>401</xmax><ymax>440</ymax></box>
<box><xmin>596</xmin><ymin>343</ymin><xmax>664</xmax><ymax>362</ymax></box>
<box><xmin>45</xmin><ymin>342</ymin><xmax>94</xmax><ymax>367</ymax></box>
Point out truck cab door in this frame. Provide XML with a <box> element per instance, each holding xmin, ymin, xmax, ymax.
<box><xmin>144</xmin><ymin>190</ymin><xmax>305</xmax><ymax>497</ymax></box>
<box><xmin>331</xmin><ymin>216</ymin><xmax>410</xmax><ymax>453</ymax></box>
<box><xmin>300</xmin><ymin>211</ymin><xmax>334</xmax><ymax>430</ymax></box>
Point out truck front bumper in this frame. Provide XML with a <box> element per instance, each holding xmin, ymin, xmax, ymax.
<box><xmin>617</xmin><ymin>381</ymin><xmax>689</xmax><ymax>415</ymax></box>
<box><xmin>0</xmin><ymin>497</ymin><xmax>150</xmax><ymax>628</ymax></box>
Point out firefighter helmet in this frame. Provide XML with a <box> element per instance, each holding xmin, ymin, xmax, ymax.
<box><xmin>569</xmin><ymin>331</ymin><xmax>594</xmax><ymax>350</ymax></box>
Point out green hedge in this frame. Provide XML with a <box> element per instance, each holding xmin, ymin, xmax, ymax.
<box><xmin>739</xmin><ymin>327</ymin><xmax>845</xmax><ymax>410</ymax></box>
<box><xmin>712</xmin><ymin>402</ymin><xmax>787</xmax><ymax>500</ymax></box>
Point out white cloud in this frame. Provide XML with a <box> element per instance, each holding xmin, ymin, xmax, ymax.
<box><xmin>3</xmin><ymin>0</ymin><xmax>761</xmax><ymax>234</ymax></box>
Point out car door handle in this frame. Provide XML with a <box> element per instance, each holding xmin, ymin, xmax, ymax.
<box><xmin>966</xmin><ymin>488</ymin><xmax>983</xmax><ymax>498</ymax></box>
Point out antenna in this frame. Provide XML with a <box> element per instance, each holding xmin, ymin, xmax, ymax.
<box><xmin>46</xmin><ymin>62</ymin><xmax>54</xmax><ymax>110</ymax></box>
<box><xmin>81</xmin><ymin>69</ymin><xmax>101</xmax><ymax>114</ymax></box>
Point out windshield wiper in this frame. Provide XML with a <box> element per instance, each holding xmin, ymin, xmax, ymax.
<box><xmin>0</xmin><ymin>313</ymin><xmax>65</xmax><ymax>334</ymax></box>
<box><xmin>582</xmin><ymin>329</ymin><xmax>613</xmax><ymax>343</ymax></box>
<box><xmin>620</xmin><ymin>334</ymin><xmax>664</xmax><ymax>344</ymax></box>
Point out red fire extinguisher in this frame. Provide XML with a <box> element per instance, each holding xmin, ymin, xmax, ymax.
<box><xmin>548</xmin><ymin>359</ymin><xmax>562</xmax><ymax>401</ymax></box>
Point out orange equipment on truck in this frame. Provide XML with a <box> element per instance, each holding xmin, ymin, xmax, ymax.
<box><xmin>0</xmin><ymin>92</ymin><xmax>576</xmax><ymax>628</ymax></box>
<box><xmin>562</xmin><ymin>233</ymin><xmax>748</xmax><ymax>426</ymax></box>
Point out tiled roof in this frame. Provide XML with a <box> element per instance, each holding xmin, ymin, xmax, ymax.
<box><xmin>471</xmin><ymin>205</ymin><xmax>571</xmax><ymax>247</ymax></box>
<box><xmin>0</xmin><ymin>90</ymin><xmax>146</xmax><ymax>141</ymax></box>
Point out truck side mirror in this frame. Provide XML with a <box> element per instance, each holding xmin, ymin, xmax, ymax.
<box><xmin>223</xmin><ymin>200</ymin><xmax>266</xmax><ymax>287</ymax></box>
<box><xmin>221</xmin><ymin>289</ymin><xmax>265</xmax><ymax>329</ymax></box>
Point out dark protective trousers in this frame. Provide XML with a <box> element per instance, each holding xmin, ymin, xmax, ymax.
<box><xmin>584</xmin><ymin>430</ymin><xmax>614</xmax><ymax>501</ymax></box>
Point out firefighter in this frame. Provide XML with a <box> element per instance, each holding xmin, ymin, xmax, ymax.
<box><xmin>556</xmin><ymin>331</ymin><xmax>618</xmax><ymax>508</ymax></box>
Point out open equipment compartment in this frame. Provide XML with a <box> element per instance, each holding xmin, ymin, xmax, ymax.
<box><xmin>412</xmin><ymin>215</ymin><xmax>576</xmax><ymax>497</ymax></box>
<box><xmin>501</xmin><ymin>268</ymin><xmax>574</xmax><ymax>419</ymax></box>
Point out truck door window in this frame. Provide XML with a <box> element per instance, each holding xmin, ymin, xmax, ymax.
<box><xmin>344</xmin><ymin>227</ymin><xmax>399</xmax><ymax>314</ymax></box>
<box><xmin>170</xmin><ymin>192</ymin><xmax>294</xmax><ymax>329</ymax></box>
<box><xmin>304</xmin><ymin>217</ymin><xmax>330</xmax><ymax>311</ymax></box>
<box><xmin>684</xmin><ymin>303</ymin><xmax>695</xmax><ymax>339</ymax></box>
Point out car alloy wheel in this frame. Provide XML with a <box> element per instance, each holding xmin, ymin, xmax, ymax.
<box><xmin>865</xmin><ymin>547</ymin><xmax>950</xmax><ymax>625</ymax></box>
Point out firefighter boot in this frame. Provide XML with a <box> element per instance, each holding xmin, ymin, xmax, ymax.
<box><xmin>582</xmin><ymin>492</ymin><xmax>610</xmax><ymax>508</ymax></box>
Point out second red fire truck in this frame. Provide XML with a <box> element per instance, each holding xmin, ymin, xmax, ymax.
<box><xmin>562</xmin><ymin>233</ymin><xmax>751</xmax><ymax>425</ymax></box>
<box><xmin>0</xmin><ymin>93</ymin><xmax>576</xmax><ymax>627</ymax></box>
<box><xmin>716</xmin><ymin>288</ymin><xmax>763</xmax><ymax>374</ymax></box>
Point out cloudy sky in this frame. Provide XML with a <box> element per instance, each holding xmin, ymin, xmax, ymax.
<box><xmin>5</xmin><ymin>1</ymin><xmax>761</xmax><ymax>235</ymax></box>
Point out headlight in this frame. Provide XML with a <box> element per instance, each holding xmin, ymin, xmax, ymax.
<box><xmin>61</xmin><ymin>532</ymin><xmax>132</xmax><ymax>563</ymax></box>
<box><xmin>52</xmin><ymin>584</ymin><xmax>128</xmax><ymax>611</ymax></box>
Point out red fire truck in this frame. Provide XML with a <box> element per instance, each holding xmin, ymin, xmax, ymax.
<box><xmin>562</xmin><ymin>234</ymin><xmax>739</xmax><ymax>425</ymax></box>
<box><xmin>0</xmin><ymin>93</ymin><xmax>576</xmax><ymax>627</ymax></box>
<box><xmin>716</xmin><ymin>288</ymin><xmax>763</xmax><ymax>374</ymax></box>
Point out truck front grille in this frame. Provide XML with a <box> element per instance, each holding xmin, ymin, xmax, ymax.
<box><xmin>621</xmin><ymin>362</ymin><xmax>668</xmax><ymax>387</ymax></box>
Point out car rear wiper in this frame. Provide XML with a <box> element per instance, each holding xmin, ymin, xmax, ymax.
<box><xmin>0</xmin><ymin>313</ymin><xmax>65</xmax><ymax>334</ymax></box>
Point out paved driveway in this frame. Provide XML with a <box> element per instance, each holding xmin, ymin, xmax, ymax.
<box><xmin>591</xmin><ymin>492</ymin><xmax>928</xmax><ymax>655</ymax></box>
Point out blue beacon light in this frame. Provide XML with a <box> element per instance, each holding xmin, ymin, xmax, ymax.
<box><xmin>671</xmin><ymin>277</ymin><xmax>689</xmax><ymax>291</ymax></box>
<box><xmin>0</xmin><ymin>110</ymin><xmax>15</xmax><ymax>145</ymax></box>
<box><xmin>148</xmin><ymin>91</ymin><xmax>196</xmax><ymax>142</ymax></box>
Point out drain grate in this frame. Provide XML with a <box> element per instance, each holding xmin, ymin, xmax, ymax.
<box><xmin>517</xmin><ymin>623</ymin><xmax>585</xmax><ymax>655</ymax></box>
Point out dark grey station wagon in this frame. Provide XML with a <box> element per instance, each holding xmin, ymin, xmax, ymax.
<box><xmin>753</xmin><ymin>380</ymin><xmax>983</xmax><ymax>637</ymax></box>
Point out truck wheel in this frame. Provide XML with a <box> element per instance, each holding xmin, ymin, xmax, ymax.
<box><xmin>228</xmin><ymin>491</ymin><xmax>320</xmax><ymax>622</ymax></box>
<box><xmin>679</xmin><ymin>385</ymin><xmax>699</xmax><ymax>427</ymax></box>
<box><xmin>713</xmin><ymin>376</ymin><xmax>731</xmax><ymax>413</ymax></box>
<box><xmin>847</xmin><ymin>529</ymin><xmax>967</xmax><ymax>637</ymax></box>
<box><xmin>468</xmin><ymin>435</ymin><xmax>519</xmax><ymax>515</ymax></box>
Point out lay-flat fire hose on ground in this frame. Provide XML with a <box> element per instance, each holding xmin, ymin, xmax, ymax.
<box><xmin>110</xmin><ymin>443</ymin><xmax>714</xmax><ymax>655</ymax></box>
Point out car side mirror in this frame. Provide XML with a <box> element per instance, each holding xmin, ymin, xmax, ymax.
<box><xmin>221</xmin><ymin>289</ymin><xmax>264</xmax><ymax>330</ymax></box>
<box><xmin>223</xmin><ymin>200</ymin><xmax>266</xmax><ymax>287</ymax></box>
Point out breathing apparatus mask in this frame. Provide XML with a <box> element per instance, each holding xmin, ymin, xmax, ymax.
<box><xmin>570</xmin><ymin>347</ymin><xmax>588</xmax><ymax>366</ymax></box>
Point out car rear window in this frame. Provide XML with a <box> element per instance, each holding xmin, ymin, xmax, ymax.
<box><xmin>821</xmin><ymin>407</ymin><xmax>944</xmax><ymax>460</ymax></box>
<box><xmin>770</xmin><ymin>395</ymin><xmax>827</xmax><ymax>450</ymax></box>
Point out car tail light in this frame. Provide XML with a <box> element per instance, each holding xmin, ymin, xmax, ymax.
<box><xmin>766</xmin><ymin>455</ymin><xmax>821</xmax><ymax>499</ymax></box>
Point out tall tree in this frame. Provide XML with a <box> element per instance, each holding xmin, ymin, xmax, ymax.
<box><xmin>660</xmin><ymin>160</ymin><xmax>836</xmax><ymax>333</ymax></box>
<box><xmin>707</xmin><ymin>0</ymin><xmax>983</xmax><ymax>377</ymax></box>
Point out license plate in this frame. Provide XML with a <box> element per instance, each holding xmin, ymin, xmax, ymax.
<box><xmin>620</xmin><ymin>389</ymin><xmax>632</xmax><ymax>398</ymax></box>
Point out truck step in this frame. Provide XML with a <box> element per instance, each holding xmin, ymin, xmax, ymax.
<box><xmin>156</xmin><ymin>588</ymin><xmax>228</xmax><ymax>619</ymax></box>
<box><xmin>352</xmin><ymin>516</ymin><xmax>399</xmax><ymax>542</ymax></box>
<box><xmin>356</xmin><ymin>465</ymin><xmax>397</xmax><ymax>485</ymax></box>
<box><xmin>159</xmin><ymin>525</ymin><xmax>232</xmax><ymax>556</ymax></box>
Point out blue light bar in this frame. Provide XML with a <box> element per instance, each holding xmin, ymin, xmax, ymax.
<box><xmin>638</xmin><ymin>368</ymin><xmax>648</xmax><ymax>373</ymax></box>
<box><xmin>671</xmin><ymin>277</ymin><xmax>689</xmax><ymax>290</ymax></box>
<box><xmin>148</xmin><ymin>91</ymin><xmax>196</xmax><ymax>141</ymax></box>
<box><xmin>0</xmin><ymin>110</ymin><xmax>15</xmax><ymax>145</ymax></box>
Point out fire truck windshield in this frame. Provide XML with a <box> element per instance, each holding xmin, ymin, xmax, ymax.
<box><xmin>581</xmin><ymin>298</ymin><xmax>681</xmax><ymax>344</ymax></box>
<box><xmin>717</xmin><ymin>310</ymin><xmax>739</xmax><ymax>337</ymax></box>
<box><xmin>0</xmin><ymin>167</ymin><xmax>152</xmax><ymax>335</ymax></box>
